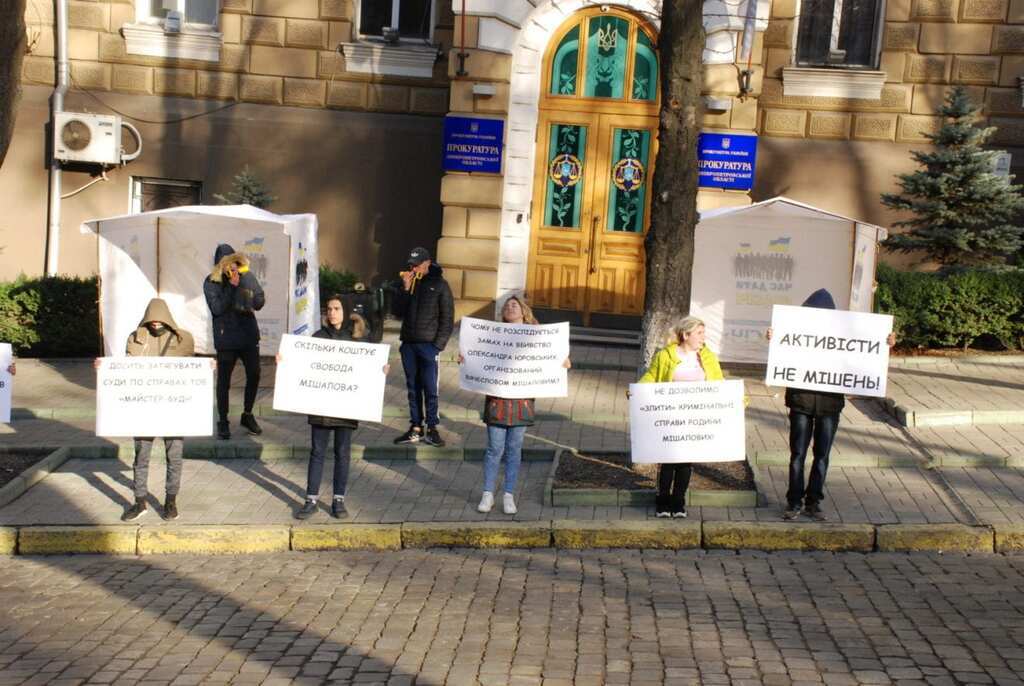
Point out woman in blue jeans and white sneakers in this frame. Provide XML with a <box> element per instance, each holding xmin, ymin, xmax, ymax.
<box><xmin>461</xmin><ymin>295</ymin><xmax>571</xmax><ymax>515</ymax></box>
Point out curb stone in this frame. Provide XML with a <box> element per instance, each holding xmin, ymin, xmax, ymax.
<box><xmin>875</xmin><ymin>523</ymin><xmax>994</xmax><ymax>553</ymax></box>
<box><xmin>0</xmin><ymin>447</ymin><xmax>72</xmax><ymax>508</ymax></box>
<box><xmin>291</xmin><ymin>524</ymin><xmax>402</xmax><ymax>551</ymax></box>
<box><xmin>993</xmin><ymin>524</ymin><xmax>1024</xmax><ymax>553</ymax></box>
<box><xmin>543</xmin><ymin>449</ymin><xmax>562</xmax><ymax>507</ymax></box>
<box><xmin>137</xmin><ymin>526</ymin><xmax>290</xmax><ymax>555</ymax></box>
<box><xmin>703</xmin><ymin>521</ymin><xmax>876</xmax><ymax>552</ymax></box>
<box><xmin>18</xmin><ymin>526</ymin><xmax>139</xmax><ymax>555</ymax></box>
<box><xmin>401</xmin><ymin>521</ymin><xmax>552</xmax><ymax>549</ymax></box>
<box><xmin>0</xmin><ymin>527</ymin><xmax>16</xmax><ymax>554</ymax></box>
<box><xmin>553</xmin><ymin>520</ymin><xmax>701</xmax><ymax>549</ymax></box>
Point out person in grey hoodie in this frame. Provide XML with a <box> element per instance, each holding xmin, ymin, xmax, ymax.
<box><xmin>203</xmin><ymin>243</ymin><xmax>265</xmax><ymax>440</ymax></box>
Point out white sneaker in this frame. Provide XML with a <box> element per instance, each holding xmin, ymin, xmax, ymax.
<box><xmin>477</xmin><ymin>491</ymin><xmax>494</xmax><ymax>513</ymax></box>
<box><xmin>503</xmin><ymin>493</ymin><xmax>517</xmax><ymax>515</ymax></box>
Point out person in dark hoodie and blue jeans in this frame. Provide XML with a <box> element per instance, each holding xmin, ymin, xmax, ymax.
<box><xmin>767</xmin><ymin>288</ymin><xmax>895</xmax><ymax>521</ymax></box>
<box><xmin>391</xmin><ymin>246</ymin><xmax>454</xmax><ymax>447</ymax></box>
<box><xmin>203</xmin><ymin>243</ymin><xmax>265</xmax><ymax>440</ymax></box>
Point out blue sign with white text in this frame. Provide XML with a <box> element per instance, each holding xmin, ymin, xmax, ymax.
<box><xmin>443</xmin><ymin>116</ymin><xmax>504</xmax><ymax>174</ymax></box>
<box><xmin>698</xmin><ymin>132</ymin><xmax>758</xmax><ymax>191</ymax></box>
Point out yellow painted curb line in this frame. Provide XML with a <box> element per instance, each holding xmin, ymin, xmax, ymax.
<box><xmin>994</xmin><ymin>524</ymin><xmax>1024</xmax><ymax>553</ymax></box>
<box><xmin>292</xmin><ymin>525</ymin><xmax>402</xmax><ymax>551</ymax></box>
<box><xmin>876</xmin><ymin>524</ymin><xmax>994</xmax><ymax>553</ymax></box>
<box><xmin>402</xmin><ymin>522</ymin><xmax>551</xmax><ymax>549</ymax></box>
<box><xmin>552</xmin><ymin>519</ymin><xmax>700</xmax><ymax>549</ymax></box>
<box><xmin>703</xmin><ymin>521</ymin><xmax>876</xmax><ymax>552</ymax></box>
<box><xmin>19</xmin><ymin>526</ymin><xmax>139</xmax><ymax>555</ymax></box>
<box><xmin>0</xmin><ymin>527</ymin><xmax>17</xmax><ymax>555</ymax></box>
<box><xmin>137</xmin><ymin>526</ymin><xmax>290</xmax><ymax>555</ymax></box>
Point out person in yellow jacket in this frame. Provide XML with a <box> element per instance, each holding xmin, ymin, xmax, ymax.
<box><xmin>638</xmin><ymin>316</ymin><xmax>723</xmax><ymax>518</ymax></box>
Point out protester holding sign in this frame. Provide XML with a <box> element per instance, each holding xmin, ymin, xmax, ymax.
<box><xmin>0</xmin><ymin>345</ymin><xmax>14</xmax><ymax>425</ymax></box>
<box><xmin>638</xmin><ymin>316</ymin><xmax>724</xmax><ymax>518</ymax></box>
<box><xmin>204</xmin><ymin>243</ymin><xmax>266</xmax><ymax>441</ymax></box>
<box><xmin>284</xmin><ymin>296</ymin><xmax>386</xmax><ymax>520</ymax></box>
<box><xmin>767</xmin><ymin>289</ymin><xmax>896</xmax><ymax>521</ymax></box>
<box><xmin>118</xmin><ymin>298</ymin><xmax>196</xmax><ymax>522</ymax></box>
<box><xmin>459</xmin><ymin>296</ymin><xmax>571</xmax><ymax>515</ymax></box>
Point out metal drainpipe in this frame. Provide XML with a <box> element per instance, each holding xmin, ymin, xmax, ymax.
<box><xmin>45</xmin><ymin>0</ymin><xmax>69</xmax><ymax>276</ymax></box>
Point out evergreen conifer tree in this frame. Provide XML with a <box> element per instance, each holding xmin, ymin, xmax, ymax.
<box><xmin>214</xmin><ymin>166</ymin><xmax>276</xmax><ymax>209</ymax></box>
<box><xmin>882</xmin><ymin>86</ymin><xmax>1024</xmax><ymax>267</ymax></box>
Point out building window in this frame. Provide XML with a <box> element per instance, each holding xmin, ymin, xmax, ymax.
<box><xmin>795</xmin><ymin>0</ymin><xmax>882</xmax><ymax>68</ymax></box>
<box><xmin>131</xmin><ymin>177</ymin><xmax>202</xmax><ymax>215</ymax></box>
<box><xmin>123</xmin><ymin>0</ymin><xmax>222</xmax><ymax>62</ymax></box>
<box><xmin>358</xmin><ymin>0</ymin><xmax>434</xmax><ymax>41</ymax></box>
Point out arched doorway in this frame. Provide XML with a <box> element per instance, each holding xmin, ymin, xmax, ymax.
<box><xmin>526</xmin><ymin>7</ymin><xmax>659</xmax><ymax>327</ymax></box>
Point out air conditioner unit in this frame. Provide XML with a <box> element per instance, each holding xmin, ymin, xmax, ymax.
<box><xmin>54</xmin><ymin>112</ymin><xmax>124</xmax><ymax>165</ymax></box>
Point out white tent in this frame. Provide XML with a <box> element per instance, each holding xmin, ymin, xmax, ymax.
<box><xmin>82</xmin><ymin>205</ymin><xmax>319</xmax><ymax>356</ymax></box>
<box><xmin>690</xmin><ymin>197</ymin><xmax>888</xmax><ymax>364</ymax></box>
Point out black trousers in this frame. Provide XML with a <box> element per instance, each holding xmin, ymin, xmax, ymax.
<box><xmin>216</xmin><ymin>346</ymin><xmax>260</xmax><ymax>421</ymax></box>
<box><xmin>307</xmin><ymin>425</ymin><xmax>352</xmax><ymax>498</ymax></box>
<box><xmin>657</xmin><ymin>463</ymin><xmax>692</xmax><ymax>513</ymax></box>
<box><xmin>786</xmin><ymin>410</ymin><xmax>840</xmax><ymax>508</ymax></box>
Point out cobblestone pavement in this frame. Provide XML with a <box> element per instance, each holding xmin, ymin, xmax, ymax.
<box><xmin>2</xmin><ymin>550</ymin><xmax>1024</xmax><ymax>685</ymax></box>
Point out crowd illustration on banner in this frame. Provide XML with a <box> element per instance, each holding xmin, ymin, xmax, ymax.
<box><xmin>0</xmin><ymin>242</ymin><xmax>898</xmax><ymax>526</ymax></box>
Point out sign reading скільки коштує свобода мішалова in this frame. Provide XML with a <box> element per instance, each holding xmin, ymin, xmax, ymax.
<box><xmin>459</xmin><ymin>317</ymin><xmax>570</xmax><ymax>399</ymax></box>
<box><xmin>273</xmin><ymin>334</ymin><xmax>390</xmax><ymax>423</ymax></box>
<box><xmin>765</xmin><ymin>305</ymin><xmax>893</xmax><ymax>398</ymax></box>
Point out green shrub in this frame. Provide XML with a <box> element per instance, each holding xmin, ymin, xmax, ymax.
<box><xmin>0</xmin><ymin>275</ymin><xmax>99</xmax><ymax>357</ymax></box>
<box><xmin>318</xmin><ymin>264</ymin><xmax>359</xmax><ymax>304</ymax></box>
<box><xmin>875</xmin><ymin>264</ymin><xmax>1024</xmax><ymax>350</ymax></box>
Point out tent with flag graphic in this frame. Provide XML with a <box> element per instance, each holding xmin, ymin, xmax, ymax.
<box><xmin>690</xmin><ymin>197</ymin><xmax>888</xmax><ymax>364</ymax></box>
<box><xmin>82</xmin><ymin>205</ymin><xmax>320</xmax><ymax>356</ymax></box>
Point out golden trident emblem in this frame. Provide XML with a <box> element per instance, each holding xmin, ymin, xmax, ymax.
<box><xmin>596</xmin><ymin>22</ymin><xmax>618</xmax><ymax>50</ymax></box>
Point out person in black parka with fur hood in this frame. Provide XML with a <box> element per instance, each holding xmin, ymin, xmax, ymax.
<box><xmin>203</xmin><ymin>243</ymin><xmax>265</xmax><ymax>440</ymax></box>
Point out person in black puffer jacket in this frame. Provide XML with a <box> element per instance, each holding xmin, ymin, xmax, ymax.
<box><xmin>288</xmin><ymin>295</ymin><xmax>385</xmax><ymax>520</ymax></box>
<box><xmin>203</xmin><ymin>243</ymin><xmax>265</xmax><ymax>440</ymax></box>
<box><xmin>390</xmin><ymin>246</ymin><xmax>454</xmax><ymax>448</ymax></box>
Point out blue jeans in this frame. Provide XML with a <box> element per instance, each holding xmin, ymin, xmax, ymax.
<box><xmin>399</xmin><ymin>342</ymin><xmax>440</xmax><ymax>428</ymax></box>
<box><xmin>786</xmin><ymin>411</ymin><xmax>840</xmax><ymax>508</ymax></box>
<box><xmin>307</xmin><ymin>425</ymin><xmax>352</xmax><ymax>498</ymax></box>
<box><xmin>482</xmin><ymin>425</ymin><xmax>526</xmax><ymax>494</ymax></box>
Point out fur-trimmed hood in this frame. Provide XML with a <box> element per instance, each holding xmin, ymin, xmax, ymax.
<box><xmin>209</xmin><ymin>243</ymin><xmax>250</xmax><ymax>282</ymax></box>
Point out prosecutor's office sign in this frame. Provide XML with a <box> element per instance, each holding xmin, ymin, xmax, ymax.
<box><xmin>443</xmin><ymin>115</ymin><xmax>504</xmax><ymax>173</ymax></box>
<box><xmin>628</xmin><ymin>380</ymin><xmax>746</xmax><ymax>464</ymax></box>
<box><xmin>96</xmin><ymin>357</ymin><xmax>214</xmax><ymax>437</ymax></box>
<box><xmin>765</xmin><ymin>305</ymin><xmax>893</xmax><ymax>398</ymax></box>
<box><xmin>273</xmin><ymin>334</ymin><xmax>389</xmax><ymax>423</ymax></box>
<box><xmin>0</xmin><ymin>343</ymin><xmax>11</xmax><ymax>424</ymax></box>
<box><xmin>459</xmin><ymin>317</ymin><xmax>570</xmax><ymax>399</ymax></box>
<box><xmin>697</xmin><ymin>132</ymin><xmax>757</xmax><ymax>191</ymax></box>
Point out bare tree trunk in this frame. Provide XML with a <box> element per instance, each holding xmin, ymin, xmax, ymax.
<box><xmin>0</xmin><ymin>0</ymin><xmax>27</xmax><ymax>169</ymax></box>
<box><xmin>639</xmin><ymin>0</ymin><xmax>704</xmax><ymax>369</ymax></box>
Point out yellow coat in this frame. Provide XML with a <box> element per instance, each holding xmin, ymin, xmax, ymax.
<box><xmin>638</xmin><ymin>343</ymin><xmax>724</xmax><ymax>383</ymax></box>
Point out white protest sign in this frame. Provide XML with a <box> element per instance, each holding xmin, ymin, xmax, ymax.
<box><xmin>458</xmin><ymin>317</ymin><xmax>570</xmax><ymax>399</ymax></box>
<box><xmin>766</xmin><ymin>305</ymin><xmax>893</xmax><ymax>398</ymax></box>
<box><xmin>96</xmin><ymin>357</ymin><xmax>214</xmax><ymax>437</ymax></box>
<box><xmin>273</xmin><ymin>334</ymin><xmax>389</xmax><ymax>423</ymax></box>
<box><xmin>0</xmin><ymin>343</ymin><xmax>12</xmax><ymax>424</ymax></box>
<box><xmin>628</xmin><ymin>380</ymin><xmax>746</xmax><ymax>464</ymax></box>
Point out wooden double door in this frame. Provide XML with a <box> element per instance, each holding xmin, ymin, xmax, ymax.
<box><xmin>527</xmin><ymin>110</ymin><xmax>657</xmax><ymax>324</ymax></box>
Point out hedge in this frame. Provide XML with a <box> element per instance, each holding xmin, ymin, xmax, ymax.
<box><xmin>875</xmin><ymin>263</ymin><xmax>1024</xmax><ymax>350</ymax></box>
<box><xmin>0</xmin><ymin>275</ymin><xmax>100</xmax><ymax>357</ymax></box>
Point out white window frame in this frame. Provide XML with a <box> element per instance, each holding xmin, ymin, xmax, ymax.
<box><xmin>355</xmin><ymin>0</ymin><xmax>438</xmax><ymax>44</ymax></box>
<box><xmin>123</xmin><ymin>0</ymin><xmax>222</xmax><ymax>62</ymax></box>
<box><xmin>783</xmin><ymin>0</ymin><xmax>886</xmax><ymax>99</ymax></box>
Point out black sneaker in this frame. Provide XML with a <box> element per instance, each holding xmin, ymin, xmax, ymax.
<box><xmin>240</xmin><ymin>413</ymin><xmax>262</xmax><ymax>435</ymax></box>
<box><xmin>121</xmin><ymin>499</ymin><xmax>147</xmax><ymax>522</ymax></box>
<box><xmin>423</xmin><ymin>427</ymin><xmax>445</xmax><ymax>447</ymax></box>
<box><xmin>162</xmin><ymin>495</ymin><xmax>179</xmax><ymax>521</ymax></box>
<box><xmin>217</xmin><ymin>420</ymin><xmax>230</xmax><ymax>440</ymax></box>
<box><xmin>295</xmin><ymin>500</ymin><xmax>318</xmax><ymax>520</ymax></box>
<box><xmin>331</xmin><ymin>498</ymin><xmax>348</xmax><ymax>519</ymax></box>
<box><xmin>782</xmin><ymin>506</ymin><xmax>802</xmax><ymax>521</ymax></box>
<box><xmin>394</xmin><ymin>426</ymin><xmax>422</xmax><ymax>444</ymax></box>
<box><xmin>804</xmin><ymin>502</ymin><xmax>827</xmax><ymax>521</ymax></box>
